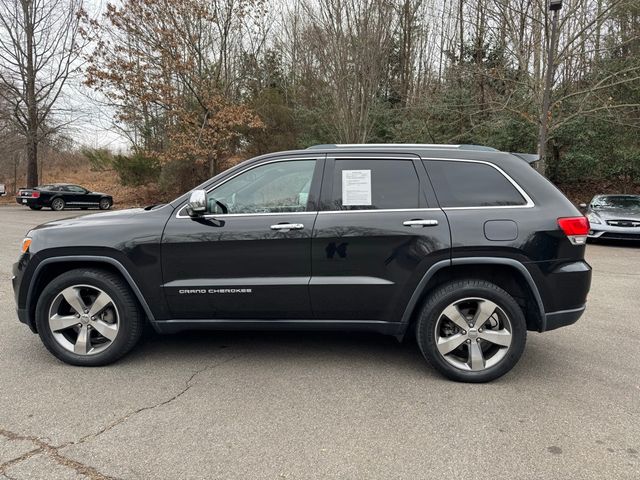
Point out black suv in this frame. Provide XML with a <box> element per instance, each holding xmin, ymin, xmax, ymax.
<box><xmin>12</xmin><ymin>145</ymin><xmax>592</xmax><ymax>382</ymax></box>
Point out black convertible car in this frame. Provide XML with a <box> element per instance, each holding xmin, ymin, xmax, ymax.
<box><xmin>16</xmin><ymin>183</ymin><xmax>113</xmax><ymax>211</ymax></box>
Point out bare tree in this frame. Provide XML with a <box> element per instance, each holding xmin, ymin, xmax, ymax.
<box><xmin>0</xmin><ymin>0</ymin><xmax>85</xmax><ymax>187</ymax></box>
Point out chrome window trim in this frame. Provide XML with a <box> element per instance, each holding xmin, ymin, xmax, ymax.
<box><xmin>176</xmin><ymin>157</ymin><xmax>319</xmax><ymax>219</ymax></box>
<box><xmin>318</xmin><ymin>208</ymin><xmax>441</xmax><ymax>215</ymax></box>
<box><xmin>176</xmin><ymin>154</ymin><xmax>535</xmax><ymax>218</ymax></box>
<box><xmin>200</xmin><ymin>211</ymin><xmax>317</xmax><ymax>219</ymax></box>
<box><xmin>420</xmin><ymin>156</ymin><xmax>535</xmax><ymax>209</ymax></box>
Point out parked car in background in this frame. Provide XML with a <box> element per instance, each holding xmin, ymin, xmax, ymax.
<box><xmin>0</xmin><ymin>183</ymin><xmax>6</xmax><ymax>196</ymax></box>
<box><xmin>582</xmin><ymin>194</ymin><xmax>640</xmax><ymax>241</ymax></box>
<box><xmin>15</xmin><ymin>183</ymin><xmax>113</xmax><ymax>211</ymax></box>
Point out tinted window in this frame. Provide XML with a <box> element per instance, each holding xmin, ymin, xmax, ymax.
<box><xmin>207</xmin><ymin>160</ymin><xmax>316</xmax><ymax>214</ymax></box>
<box><xmin>330</xmin><ymin>159</ymin><xmax>420</xmax><ymax>210</ymax></box>
<box><xmin>425</xmin><ymin>160</ymin><xmax>526</xmax><ymax>207</ymax></box>
<box><xmin>65</xmin><ymin>185</ymin><xmax>86</xmax><ymax>193</ymax></box>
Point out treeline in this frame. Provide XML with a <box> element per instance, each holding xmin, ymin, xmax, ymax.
<box><xmin>1</xmin><ymin>0</ymin><xmax>639</xmax><ymax>196</ymax></box>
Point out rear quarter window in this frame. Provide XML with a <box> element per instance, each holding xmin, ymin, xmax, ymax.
<box><xmin>424</xmin><ymin>160</ymin><xmax>526</xmax><ymax>208</ymax></box>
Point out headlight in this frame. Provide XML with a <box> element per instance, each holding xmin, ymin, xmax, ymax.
<box><xmin>586</xmin><ymin>213</ymin><xmax>601</xmax><ymax>225</ymax></box>
<box><xmin>21</xmin><ymin>237</ymin><xmax>32</xmax><ymax>254</ymax></box>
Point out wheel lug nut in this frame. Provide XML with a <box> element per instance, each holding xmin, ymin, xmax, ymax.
<box><xmin>462</xmin><ymin>330</ymin><xmax>466</xmax><ymax>334</ymax></box>
<box><xmin>466</xmin><ymin>339</ymin><xmax>471</xmax><ymax>343</ymax></box>
<box><xmin>479</xmin><ymin>328</ymin><xmax>483</xmax><ymax>332</ymax></box>
<box><xmin>75</xmin><ymin>314</ymin><xmax>80</xmax><ymax>318</ymax></box>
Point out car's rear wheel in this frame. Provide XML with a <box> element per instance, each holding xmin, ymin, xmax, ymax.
<box><xmin>416</xmin><ymin>279</ymin><xmax>526</xmax><ymax>382</ymax></box>
<box><xmin>29</xmin><ymin>205</ymin><xmax>42</xmax><ymax>210</ymax></box>
<box><xmin>99</xmin><ymin>198</ymin><xmax>112</xmax><ymax>210</ymax></box>
<box><xmin>50</xmin><ymin>198</ymin><xmax>65</xmax><ymax>211</ymax></box>
<box><xmin>35</xmin><ymin>269</ymin><xmax>143</xmax><ymax>366</ymax></box>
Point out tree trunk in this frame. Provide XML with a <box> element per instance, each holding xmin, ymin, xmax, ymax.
<box><xmin>538</xmin><ymin>8</ymin><xmax>560</xmax><ymax>177</ymax></box>
<box><xmin>23</xmin><ymin>0</ymin><xmax>39</xmax><ymax>187</ymax></box>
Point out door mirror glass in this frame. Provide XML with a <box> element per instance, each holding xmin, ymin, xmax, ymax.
<box><xmin>186</xmin><ymin>189</ymin><xmax>207</xmax><ymax>217</ymax></box>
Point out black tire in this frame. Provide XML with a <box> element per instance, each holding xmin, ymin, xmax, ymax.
<box><xmin>35</xmin><ymin>268</ymin><xmax>144</xmax><ymax>366</ymax></box>
<box><xmin>29</xmin><ymin>205</ymin><xmax>42</xmax><ymax>210</ymax></box>
<box><xmin>50</xmin><ymin>197</ymin><xmax>65</xmax><ymax>211</ymax></box>
<box><xmin>415</xmin><ymin>279</ymin><xmax>527</xmax><ymax>383</ymax></box>
<box><xmin>99</xmin><ymin>198</ymin><xmax>112</xmax><ymax>210</ymax></box>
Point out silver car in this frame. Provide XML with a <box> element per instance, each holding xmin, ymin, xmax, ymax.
<box><xmin>583</xmin><ymin>195</ymin><xmax>640</xmax><ymax>241</ymax></box>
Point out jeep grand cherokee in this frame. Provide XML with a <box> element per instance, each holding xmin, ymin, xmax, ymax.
<box><xmin>12</xmin><ymin>144</ymin><xmax>592</xmax><ymax>382</ymax></box>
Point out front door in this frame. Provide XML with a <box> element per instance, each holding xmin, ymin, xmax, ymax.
<box><xmin>161</xmin><ymin>157</ymin><xmax>323</xmax><ymax>320</ymax></box>
<box><xmin>310</xmin><ymin>155</ymin><xmax>451</xmax><ymax>322</ymax></box>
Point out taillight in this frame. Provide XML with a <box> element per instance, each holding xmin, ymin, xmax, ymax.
<box><xmin>558</xmin><ymin>217</ymin><xmax>589</xmax><ymax>245</ymax></box>
<box><xmin>31</xmin><ymin>191</ymin><xmax>40</xmax><ymax>198</ymax></box>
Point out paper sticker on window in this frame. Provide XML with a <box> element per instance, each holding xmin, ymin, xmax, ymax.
<box><xmin>342</xmin><ymin>170</ymin><xmax>372</xmax><ymax>206</ymax></box>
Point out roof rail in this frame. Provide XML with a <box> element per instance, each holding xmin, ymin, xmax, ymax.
<box><xmin>306</xmin><ymin>143</ymin><xmax>498</xmax><ymax>152</ymax></box>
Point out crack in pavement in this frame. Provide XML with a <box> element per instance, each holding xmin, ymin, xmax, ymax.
<box><xmin>73</xmin><ymin>354</ymin><xmax>242</xmax><ymax>445</ymax></box>
<box><xmin>0</xmin><ymin>353</ymin><xmax>242</xmax><ymax>479</ymax></box>
<box><xmin>0</xmin><ymin>429</ymin><xmax>117</xmax><ymax>480</ymax></box>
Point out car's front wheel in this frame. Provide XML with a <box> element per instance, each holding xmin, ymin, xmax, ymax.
<box><xmin>35</xmin><ymin>269</ymin><xmax>144</xmax><ymax>366</ymax></box>
<box><xmin>50</xmin><ymin>197</ymin><xmax>65</xmax><ymax>211</ymax></box>
<box><xmin>416</xmin><ymin>279</ymin><xmax>526</xmax><ymax>382</ymax></box>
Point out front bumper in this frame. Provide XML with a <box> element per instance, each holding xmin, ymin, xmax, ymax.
<box><xmin>12</xmin><ymin>256</ymin><xmax>37</xmax><ymax>332</ymax></box>
<box><xmin>589</xmin><ymin>223</ymin><xmax>640</xmax><ymax>241</ymax></box>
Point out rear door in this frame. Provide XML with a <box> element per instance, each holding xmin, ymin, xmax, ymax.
<box><xmin>310</xmin><ymin>154</ymin><xmax>451</xmax><ymax>322</ymax></box>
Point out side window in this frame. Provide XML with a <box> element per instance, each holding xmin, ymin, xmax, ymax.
<box><xmin>425</xmin><ymin>160</ymin><xmax>526</xmax><ymax>207</ymax></box>
<box><xmin>207</xmin><ymin>160</ymin><xmax>316</xmax><ymax>214</ymax></box>
<box><xmin>330</xmin><ymin>159</ymin><xmax>420</xmax><ymax>210</ymax></box>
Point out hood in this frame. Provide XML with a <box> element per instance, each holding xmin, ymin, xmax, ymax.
<box><xmin>31</xmin><ymin>208</ymin><xmax>148</xmax><ymax>232</ymax></box>
<box><xmin>589</xmin><ymin>207</ymin><xmax>640</xmax><ymax>222</ymax></box>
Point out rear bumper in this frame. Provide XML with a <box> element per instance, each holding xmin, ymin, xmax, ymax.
<box><xmin>15</xmin><ymin>197</ymin><xmax>41</xmax><ymax>207</ymax></box>
<box><xmin>544</xmin><ymin>305</ymin><xmax>586</xmax><ymax>331</ymax></box>
<box><xmin>526</xmin><ymin>260</ymin><xmax>591</xmax><ymax>332</ymax></box>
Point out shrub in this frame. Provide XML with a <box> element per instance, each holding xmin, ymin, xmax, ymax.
<box><xmin>81</xmin><ymin>148</ymin><xmax>113</xmax><ymax>172</ymax></box>
<box><xmin>111</xmin><ymin>152</ymin><xmax>161</xmax><ymax>186</ymax></box>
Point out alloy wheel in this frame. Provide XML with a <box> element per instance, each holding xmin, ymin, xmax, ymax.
<box><xmin>48</xmin><ymin>284</ymin><xmax>120</xmax><ymax>355</ymax></box>
<box><xmin>434</xmin><ymin>297</ymin><xmax>512</xmax><ymax>371</ymax></box>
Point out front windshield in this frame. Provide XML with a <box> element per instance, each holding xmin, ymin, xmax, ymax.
<box><xmin>592</xmin><ymin>195</ymin><xmax>640</xmax><ymax>211</ymax></box>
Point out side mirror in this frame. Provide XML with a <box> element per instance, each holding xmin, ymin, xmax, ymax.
<box><xmin>578</xmin><ymin>203</ymin><xmax>587</xmax><ymax>211</ymax></box>
<box><xmin>185</xmin><ymin>189</ymin><xmax>207</xmax><ymax>217</ymax></box>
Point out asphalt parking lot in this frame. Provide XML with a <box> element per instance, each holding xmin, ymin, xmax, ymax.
<box><xmin>0</xmin><ymin>205</ymin><xmax>638</xmax><ymax>480</ymax></box>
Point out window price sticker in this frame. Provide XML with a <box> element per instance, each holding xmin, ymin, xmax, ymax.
<box><xmin>342</xmin><ymin>170</ymin><xmax>372</xmax><ymax>206</ymax></box>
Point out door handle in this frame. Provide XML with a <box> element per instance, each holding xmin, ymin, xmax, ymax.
<box><xmin>270</xmin><ymin>223</ymin><xmax>304</xmax><ymax>231</ymax></box>
<box><xmin>403</xmin><ymin>219</ymin><xmax>439</xmax><ymax>227</ymax></box>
